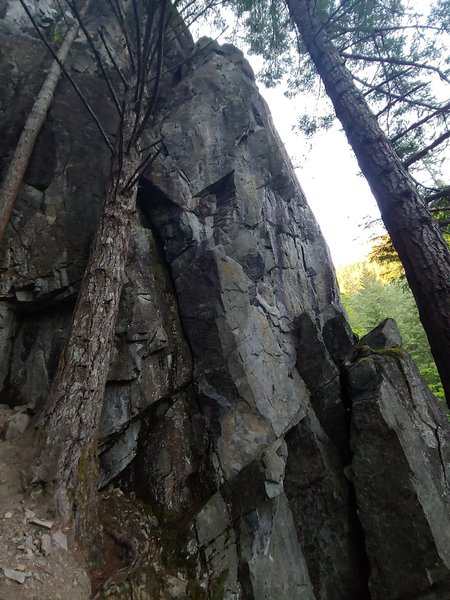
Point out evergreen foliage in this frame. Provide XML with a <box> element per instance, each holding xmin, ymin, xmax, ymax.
<box><xmin>227</xmin><ymin>0</ymin><xmax>450</xmax><ymax>197</ymax></box>
<box><xmin>338</xmin><ymin>259</ymin><xmax>444</xmax><ymax>400</ymax></box>
<box><xmin>368</xmin><ymin>227</ymin><xmax>450</xmax><ymax>281</ymax></box>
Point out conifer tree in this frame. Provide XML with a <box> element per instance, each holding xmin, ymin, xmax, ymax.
<box><xmin>228</xmin><ymin>0</ymin><xmax>450</xmax><ymax>407</ymax></box>
<box><xmin>17</xmin><ymin>0</ymin><xmax>170</xmax><ymax>532</ymax></box>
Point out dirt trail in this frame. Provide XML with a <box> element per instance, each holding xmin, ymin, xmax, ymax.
<box><xmin>0</xmin><ymin>406</ymin><xmax>91</xmax><ymax>600</ymax></box>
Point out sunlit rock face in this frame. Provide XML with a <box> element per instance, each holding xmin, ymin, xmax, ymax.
<box><xmin>0</xmin><ymin>6</ymin><xmax>449</xmax><ymax>599</ymax></box>
<box><xmin>144</xmin><ymin>39</ymin><xmax>349</xmax><ymax>481</ymax></box>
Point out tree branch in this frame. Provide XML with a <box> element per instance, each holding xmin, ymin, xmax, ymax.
<box><xmin>106</xmin><ymin>0</ymin><xmax>136</xmax><ymax>72</ymax></box>
<box><xmin>132</xmin><ymin>0</ymin><xmax>158</xmax><ymax>139</ymax></box>
<box><xmin>18</xmin><ymin>0</ymin><xmax>114</xmax><ymax>153</ymax></box>
<box><xmin>123</xmin><ymin>146</ymin><xmax>162</xmax><ymax>192</ymax></box>
<box><xmin>358</xmin><ymin>67</ymin><xmax>413</xmax><ymax>97</ymax></box>
<box><xmin>391</xmin><ymin>100</ymin><xmax>450</xmax><ymax>143</ymax></box>
<box><xmin>375</xmin><ymin>82</ymin><xmax>435</xmax><ymax>119</ymax></box>
<box><xmin>341</xmin><ymin>51</ymin><xmax>450</xmax><ymax>85</ymax></box>
<box><xmin>140</xmin><ymin>1</ymin><xmax>158</xmax><ymax>77</ymax></box>
<box><xmin>333</xmin><ymin>23</ymin><xmax>446</xmax><ymax>37</ymax></box>
<box><xmin>133</xmin><ymin>0</ymin><xmax>168</xmax><ymax>143</ymax></box>
<box><xmin>429</xmin><ymin>206</ymin><xmax>450</xmax><ymax>213</ymax></box>
<box><xmin>55</xmin><ymin>0</ymin><xmax>71</xmax><ymax>28</ymax></box>
<box><xmin>98</xmin><ymin>27</ymin><xmax>129</xmax><ymax>89</ymax></box>
<box><xmin>353</xmin><ymin>74</ymin><xmax>437</xmax><ymax>112</ymax></box>
<box><xmin>314</xmin><ymin>0</ymin><xmax>357</xmax><ymax>34</ymax></box>
<box><xmin>131</xmin><ymin>0</ymin><xmax>143</xmax><ymax>102</ymax></box>
<box><xmin>65</xmin><ymin>0</ymin><xmax>122</xmax><ymax>114</ymax></box>
<box><xmin>178</xmin><ymin>0</ymin><xmax>229</xmax><ymax>38</ymax></box>
<box><xmin>425</xmin><ymin>187</ymin><xmax>450</xmax><ymax>204</ymax></box>
<box><xmin>404</xmin><ymin>130</ymin><xmax>450</xmax><ymax>168</ymax></box>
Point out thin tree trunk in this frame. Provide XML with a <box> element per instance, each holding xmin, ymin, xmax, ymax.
<box><xmin>0</xmin><ymin>5</ymin><xmax>88</xmax><ymax>241</ymax></box>
<box><xmin>28</xmin><ymin>0</ymin><xmax>168</xmax><ymax>541</ymax></box>
<box><xmin>287</xmin><ymin>0</ymin><xmax>450</xmax><ymax>407</ymax></box>
<box><xmin>37</xmin><ymin>103</ymin><xmax>140</xmax><ymax>527</ymax></box>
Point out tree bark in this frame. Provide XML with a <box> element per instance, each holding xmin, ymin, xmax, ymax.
<box><xmin>37</xmin><ymin>103</ymin><xmax>140</xmax><ymax>526</ymax></box>
<box><xmin>25</xmin><ymin>0</ymin><xmax>169</xmax><ymax>543</ymax></box>
<box><xmin>0</xmin><ymin>7</ymin><xmax>87</xmax><ymax>242</ymax></box>
<box><xmin>286</xmin><ymin>0</ymin><xmax>450</xmax><ymax>407</ymax></box>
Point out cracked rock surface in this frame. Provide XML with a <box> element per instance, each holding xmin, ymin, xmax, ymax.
<box><xmin>1</xmin><ymin>6</ymin><xmax>449</xmax><ymax>599</ymax></box>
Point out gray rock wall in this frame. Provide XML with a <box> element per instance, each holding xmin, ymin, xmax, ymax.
<box><xmin>144</xmin><ymin>40</ymin><xmax>347</xmax><ymax>482</ymax></box>
<box><xmin>346</xmin><ymin>350</ymin><xmax>450</xmax><ymax>600</ymax></box>
<box><xmin>1</xmin><ymin>7</ymin><xmax>449</xmax><ymax>599</ymax></box>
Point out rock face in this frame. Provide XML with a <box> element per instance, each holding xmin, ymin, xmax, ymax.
<box><xmin>345</xmin><ymin>326</ymin><xmax>450</xmax><ymax>600</ymax></box>
<box><xmin>1</xmin><ymin>5</ymin><xmax>449</xmax><ymax>599</ymax></box>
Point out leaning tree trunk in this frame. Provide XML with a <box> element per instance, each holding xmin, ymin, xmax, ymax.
<box><xmin>37</xmin><ymin>101</ymin><xmax>140</xmax><ymax>533</ymax></box>
<box><xmin>0</xmin><ymin>4</ymin><xmax>88</xmax><ymax>242</ymax></box>
<box><xmin>287</xmin><ymin>0</ymin><xmax>450</xmax><ymax>407</ymax></box>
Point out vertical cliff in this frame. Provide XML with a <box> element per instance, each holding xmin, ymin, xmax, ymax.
<box><xmin>0</xmin><ymin>4</ymin><xmax>449</xmax><ymax>599</ymax></box>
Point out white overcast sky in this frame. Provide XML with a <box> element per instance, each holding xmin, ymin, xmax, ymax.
<box><xmin>260</xmin><ymin>82</ymin><xmax>381</xmax><ymax>267</ymax></box>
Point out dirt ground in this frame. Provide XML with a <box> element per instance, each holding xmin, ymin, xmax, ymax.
<box><xmin>0</xmin><ymin>405</ymin><xmax>91</xmax><ymax>600</ymax></box>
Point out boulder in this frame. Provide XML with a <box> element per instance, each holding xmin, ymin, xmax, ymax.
<box><xmin>346</xmin><ymin>349</ymin><xmax>450</xmax><ymax>599</ymax></box>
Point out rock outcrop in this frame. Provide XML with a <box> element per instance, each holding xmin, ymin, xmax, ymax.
<box><xmin>0</xmin><ymin>4</ymin><xmax>449</xmax><ymax>599</ymax></box>
<box><xmin>345</xmin><ymin>323</ymin><xmax>450</xmax><ymax>600</ymax></box>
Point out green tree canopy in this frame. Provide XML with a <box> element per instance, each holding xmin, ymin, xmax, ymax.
<box><xmin>337</xmin><ymin>260</ymin><xmax>445</xmax><ymax>400</ymax></box>
<box><xmin>227</xmin><ymin>0</ymin><xmax>450</xmax><ymax>199</ymax></box>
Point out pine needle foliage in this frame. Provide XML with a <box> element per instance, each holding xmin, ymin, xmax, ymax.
<box><xmin>227</xmin><ymin>0</ymin><xmax>450</xmax><ymax>192</ymax></box>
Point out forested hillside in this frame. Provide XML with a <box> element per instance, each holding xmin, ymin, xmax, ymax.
<box><xmin>337</xmin><ymin>259</ymin><xmax>444</xmax><ymax>400</ymax></box>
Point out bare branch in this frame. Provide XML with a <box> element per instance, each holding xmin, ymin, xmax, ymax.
<box><xmin>375</xmin><ymin>82</ymin><xmax>435</xmax><ymax>118</ymax></box>
<box><xmin>358</xmin><ymin>67</ymin><xmax>414</xmax><ymax>97</ymax></box>
<box><xmin>132</xmin><ymin>0</ymin><xmax>159</xmax><ymax>140</ymax></box>
<box><xmin>353</xmin><ymin>74</ymin><xmax>437</xmax><ymax>112</ymax></box>
<box><xmin>106</xmin><ymin>0</ymin><xmax>136</xmax><ymax>72</ymax></box>
<box><xmin>391</xmin><ymin>100</ymin><xmax>450</xmax><ymax>143</ymax></box>
<box><xmin>141</xmin><ymin>1</ymin><xmax>159</xmax><ymax>75</ymax></box>
<box><xmin>143</xmin><ymin>31</ymin><xmax>228</xmax><ymax>91</ymax></box>
<box><xmin>133</xmin><ymin>0</ymin><xmax>168</xmax><ymax>143</ymax></box>
<box><xmin>404</xmin><ymin>130</ymin><xmax>450</xmax><ymax>168</ymax></box>
<box><xmin>176</xmin><ymin>0</ymin><xmax>198</xmax><ymax>18</ymax></box>
<box><xmin>425</xmin><ymin>187</ymin><xmax>450</xmax><ymax>204</ymax></box>
<box><xmin>341</xmin><ymin>51</ymin><xmax>450</xmax><ymax>85</ymax></box>
<box><xmin>333</xmin><ymin>24</ymin><xmax>446</xmax><ymax>37</ymax></box>
<box><xmin>123</xmin><ymin>146</ymin><xmax>162</xmax><ymax>192</ymax></box>
<box><xmin>174</xmin><ymin>0</ymin><xmax>224</xmax><ymax>40</ymax></box>
<box><xmin>65</xmin><ymin>0</ymin><xmax>122</xmax><ymax>114</ymax></box>
<box><xmin>429</xmin><ymin>206</ymin><xmax>450</xmax><ymax>213</ymax></box>
<box><xmin>139</xmin><ymin>137</ymin><xmax>163</xmax><ymax>154</ymax></box>
<box><xmin>313</xmin><ymin>0</ymin><xmax>357</xmax><ymax>35</ymax></box>
<box><xmin>98</xmin><ymin>27</ymin><xmax>129</xmax><ymax>89</ymax></box>
<box><xmin>131</xmin><ymin>0</ymin><xmax>143</xmax><ymax>102</ymax></box>
<box><xmin>18</xmin><ymin>0</ymin><xmax>114</xmax><ymax>153</ymax></box>
<box><xmin>55</xmin><ymin>0</ymin><xmax>71</xmax><ymax>28</ymax></box>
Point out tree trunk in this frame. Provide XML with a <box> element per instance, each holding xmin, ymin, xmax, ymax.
<box><xmin>287</xmin><ymin>0</ymin><xmax>450</xmax><ymax>407</ymax></box>
<box><xmin>0</xmin><ymin>6</ymin><xmax>88</xmax><ymax>241</ymax></box>
<box><xmin>37</xmin><ymin>103</ymin><xmax>140</xmax><ymax>529</ymax></box>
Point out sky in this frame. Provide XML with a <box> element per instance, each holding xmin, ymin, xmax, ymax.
<box><xmin>194</xmin><ymin>16</ymin><xmax>383</xmax><ymax>268</ymax></box>
<box><xmin>259</xmin><ymin>83</ymin><xmax>382</xmax><ymax>267</ymax></box>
